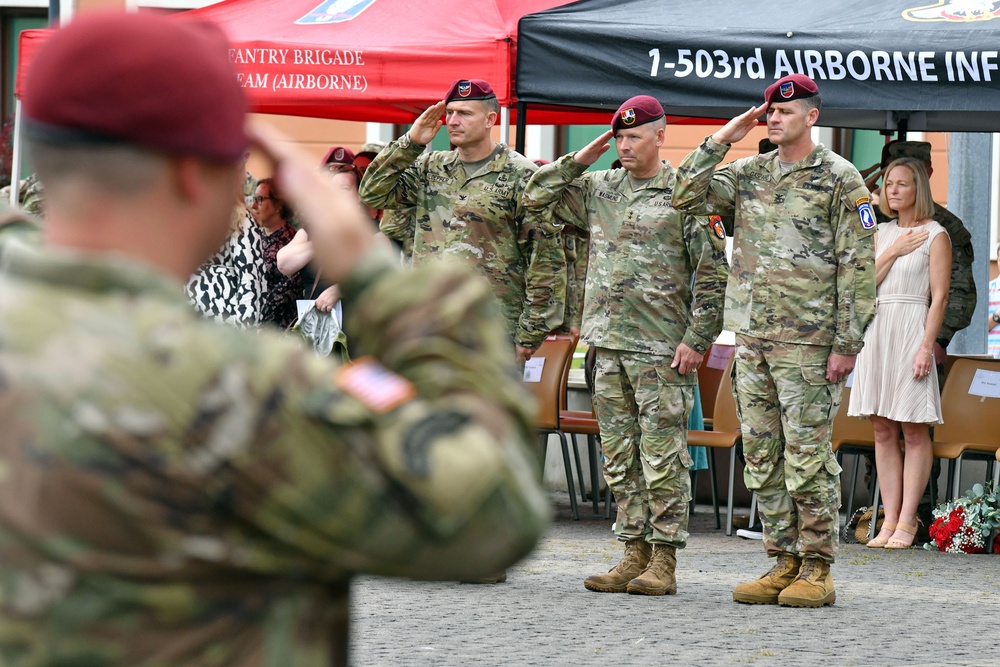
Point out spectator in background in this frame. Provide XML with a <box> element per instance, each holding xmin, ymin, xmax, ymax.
<box><xmin>848</xmin><ymin>157</ymin><xmax>950</xmax><ymax>550</ymax></box>
<box><xmin>186</xmin><ymin>153</ymin><xmax>265</xmax><ymax>327</ymax></box>
<box><xmin>989</xmin><ymin>244</ymin><xmax>1000</xmax><ymax>358</ymax></box>
<box><xmin>251</xmin><ymin>177</ymin><xmax>301</xmax><ymax>329</ymax></box>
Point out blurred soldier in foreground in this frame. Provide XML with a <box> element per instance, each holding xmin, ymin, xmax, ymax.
<box><xmin>673</xmin><ymin>75</ymin><xmax>876</xmax><ymax>608</ymax></box>
<box><xmin>359</xmin><ymin>79</ymin><xmax>566</xmax><ymax>363</ymax></box>
<box><xmin>525</xmin><ymin>96</ymin><xmax>727</xmax><ymax>596</ymax></box>
<box><xmin>0</xmin><ymin>11</ymin><xmax>548</xmax><ymax>665</ymax></box>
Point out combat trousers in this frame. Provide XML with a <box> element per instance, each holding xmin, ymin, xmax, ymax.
<box><xmin>592</xmin><ymin>348</ymin><xmax>694</xmax><ymax>548</ymax></box>
<box><xmin>733</xmin><ymin>336</ymin><xmax>843</xmax><ymax>563</ymax></box>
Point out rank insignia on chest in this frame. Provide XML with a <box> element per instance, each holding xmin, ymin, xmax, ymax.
<box><xmin>335</xmin><ymin>357</ymin><xmax>416</xmax><ymax>413</ymax></box>
<box><xmin>709</xmin><ymin>216</ymin><xmax>726</xmax><ymax>240</ymax></box>
<box><xmin>856</xmin><ymin>196</ymin><xmax>876</xmax><ymax>230</ymax></box>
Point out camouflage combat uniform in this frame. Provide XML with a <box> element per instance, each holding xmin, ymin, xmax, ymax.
<box><xmin>559</xmin><ymin>225</ymin><xmax>589</xmax><ymax>333</ymax></box>
<box><xmin>524</xmin><ymin>155</ymin><xmax>727</xmax><ymax>548</ymax></box>
<box><xmin>359</xmin><ymin>134</ymin><xmax>566</xmax><ymax>350</ymax></box>
<box><xmin>673</xmin><ymin>137</ymin><xmax>876</xmax><ymax>562</ymax></box>
<box><xmin>0</xmin><ymin>231</ymin><xmax>548</xmax><ymax>665</ymax></box>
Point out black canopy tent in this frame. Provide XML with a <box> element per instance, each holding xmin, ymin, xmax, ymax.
<box><xmin>514</xmin><ymin>0</ymin><xmax>1000</xmax><ymax>151</ymax></box>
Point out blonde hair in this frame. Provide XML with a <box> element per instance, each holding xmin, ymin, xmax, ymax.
<box><xmin>879</xmin><ymin>157</ymin><xmax>934</xmax><ymax>220</ymax></box>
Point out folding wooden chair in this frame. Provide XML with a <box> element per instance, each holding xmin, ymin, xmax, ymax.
<box><xmin>931</xmin><ymin>357</ymin><xmax>1000</xmax><ymax>501</ymax></box>
<box><xmin>526</xmin><ymin>334</ymin><xmax>580</xmax><ymax>519</ymax></box>
<box><xmin>697</xmin><ymin>343</ymin><xmax>734</xmax><ymax>431</ymax></box>
<box><xmin>831</xmin><ymin>384</ymin><xmax>881</xmax><ymax>540</ymax></box>
<box><xmin>687</xmin><ymin>352</ymin><xmax>743</xmax><ymax>535</ymax></box>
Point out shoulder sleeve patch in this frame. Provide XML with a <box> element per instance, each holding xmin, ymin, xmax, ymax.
<box><xmin>709</xmin><ymin>215</ymin><xmax>727</xmax><ymax>240</ymax></box>
<box><xmin>334</xmin><ymin>356</ymin><xmax>416</xmax><ymax>414</ymax></box>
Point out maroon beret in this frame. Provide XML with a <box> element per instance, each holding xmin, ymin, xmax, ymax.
<box><xmin>611</xmin><ymin>95</ymin><xmax>665</xmax><ymax>132</ymax></box>
<box><xmin>444</xmin><ymin>79</ymin><xmax>496</xmax><ymax>102</ymax></box>
<box><xmin>22</xmin><ymin>10</ymin><xmax>248</xmax><ymax>163</ymax></box>
<box><xmin>763</xmin><ymin>74</ymin><xmax>820</xmax><ymax>104</ymax></box>
<box><xmin>322</xmin><ymin>146</ymin><xmax>356</xmax><ymax>166</ymax></box>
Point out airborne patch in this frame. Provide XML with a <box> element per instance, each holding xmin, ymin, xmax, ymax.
<box><xmin>856</xmin><ymin>196</ymin><xmax>877</xmax><ymax>230</ymax></box>
<box><xmin>620</xmin><ymin>108</ymin><xmax>636</xmax><ymax>125</ymax></box>
<box><xmin>710</xmin><ymin>216</ymin><xmax>726</xmax><ymax>240</ymax></box>
<box><xmin>335</xmin><ymin>356</ymin><xmax>416</xmax><ymax>413</ymax></box>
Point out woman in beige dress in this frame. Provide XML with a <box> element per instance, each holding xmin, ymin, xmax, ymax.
<box><xmin>847</xmin><ymin>157</ymin><xmax>951</xmax><ymax>549</ymax></box>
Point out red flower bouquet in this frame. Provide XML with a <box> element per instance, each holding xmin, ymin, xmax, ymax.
<box><xmin>926</xmin><ymin>482</ymin><xmax>1000</xmax><ymax>554</ymax></box>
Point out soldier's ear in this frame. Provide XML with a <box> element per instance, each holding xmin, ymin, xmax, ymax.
<box><xmin>484</xmin><ymin>111</ymin><xmax>498</xmax><ymax>128</ymax></box>
<box><xmin>655</xmin><ymin>126</ymin><xmax>665</xmax><ymax>148</ymax></box>
<box><xmin>806</xmin><ymin>107</ymin><xmax>820</xmax><ymax>128</ymax></box>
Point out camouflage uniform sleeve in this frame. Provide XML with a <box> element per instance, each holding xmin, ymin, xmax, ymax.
<box><xmin>681</xmin><ymin>213</ymin><xmax>728</xmax><ymax>353</ymax></box>
<box><xmin>294</xmin><ymin>249</ymin><xmax>549</xmax><ymax>578</ymax></box>
<box><xmin>672</xmin><ymin>136</ymin><xmax>739</xmax><ymax>217</ymax></box>
<box><xmin>378</xmin><ymin>207</ymin><xmax>416</xmax><ymax>243</ymax></box>
<box><xmin>522</xmin><ymin>153</ymin><xmax>592</xmax><ymax>231</ymax></box>
<box><xmin>358</xmin><ymin>135</ymin><xmax>425</xmax><ymax>211</ymax></box>
<box><xmin>516</xmin><ymin>163</ymin><xmax>567</xmax><ymax>348</ymax></box>
<box><xmin>833</xmin><ymin>180</ymin><xmax>877</xmax><ymax>355</ymax></box>
<box><xmin>935</xmin><ymin>209</ymin><xmax>976</xmax><ymax>345</ymax></box>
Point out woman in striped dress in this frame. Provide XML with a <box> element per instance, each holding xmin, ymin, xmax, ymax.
<box><xmin>848</xmin><ymin>157</ymin><xmax>951</xmax><ymax>549</ymax></box>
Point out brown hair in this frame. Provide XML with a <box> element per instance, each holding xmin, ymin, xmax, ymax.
<box><xmin>257</xmin><ymin>177</ymin><xmax>294</xmax><ymax>221</ymax></box>
<box><xmin>879</xmin><ymin>157</ymin><xmax>934</xmax><ymax>220</ymax></box>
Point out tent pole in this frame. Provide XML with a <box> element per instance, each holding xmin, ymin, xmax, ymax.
<box><xmin>9</xmin><ymin>100</ymin><xmax>23</xmax><ymax>208</ymax></box>
<box><xmin>896</xmin><ymin>118</ymin><xmax>909</xmax><ymax>140</ymax></box>
<box><xmin>500</xmin><ymin>106</ymin><xmax>510</xmax><ymax>146</ymax></box>
<box><xmin>515</xmin><ymin>102</ymin><xmax>527</xmax><ymax>155</ymax></box>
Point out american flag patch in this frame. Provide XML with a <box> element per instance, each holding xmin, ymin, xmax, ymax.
<box><xmin>335</xmin><ymin>357</ymin><xmax>416</xmax><ymax>413</ymax></box>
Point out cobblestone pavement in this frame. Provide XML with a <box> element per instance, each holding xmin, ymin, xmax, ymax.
<box><xmin>350</xmin><ymin>495</ymin><xmax>999</xmax><ymax>666</ymax></box>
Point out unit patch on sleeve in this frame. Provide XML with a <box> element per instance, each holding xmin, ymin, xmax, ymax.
<box><xmin>856</xmin><ymin>196</ymin><xmax>876</xmax><ymax>230</ymax></box>
<box><xmin>335</xmin><ymin>356</ymin><xmax>417</xmax><ymax>413</ymax></box>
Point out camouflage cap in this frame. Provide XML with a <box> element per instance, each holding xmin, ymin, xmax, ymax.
<box><xmin>887</xmin><ymin>140</ymin><xmax>932</xmax><ymax>164</ymax></box>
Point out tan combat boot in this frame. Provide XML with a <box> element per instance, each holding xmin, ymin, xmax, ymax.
<box><xmin>778</xmin><ymin>557</ymin><xmax>835</xmax><ymax>607</ymax></box>
<box><xmin>732</xmin><ymin>553</ymin><xmax>801</xmax><ymax>605</ymax></box>
<box><xmin>626</xmin><ymin>544</ymin><xmax>677</xmax><ymax>596</ymax></box>
<box><xmin>584</xmin><ymin>539</ymin><xmax>651</xmax><ymax>593</ymax></box>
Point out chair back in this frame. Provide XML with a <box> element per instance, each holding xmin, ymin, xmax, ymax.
<box><xmin>934</xmin><ymin>357</ymin><xmax>1000</xmax><ymax>449</ymax></box>
<box><xmin>831</xmin><ymin>385</ymin><xmax>875</xmax><ymax>449</ymax></box>
<box><xmin>710</xmin><ymin>352</ymin><xmax>740</xmax><ymax>433</ymax></box>
<box><xmin>699</xmin><ymin>344</ymin><xmax>734</xmax><ymax>424</ymax></box>
<box><xmin>526</xmin><ymin>334</ymin><xmax>577</xmax><ymax>431</ymax></box>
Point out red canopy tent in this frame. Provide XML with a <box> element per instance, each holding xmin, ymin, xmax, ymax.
<box><xmin>15</xmin><ymin>0</ymin><xmax>609</xmax><ymax>125</ymax></box>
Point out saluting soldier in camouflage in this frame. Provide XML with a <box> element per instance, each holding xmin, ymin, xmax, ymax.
<box><xmin>0</xmin><ymin>13</ymin><xmax>548</xmax><ymax>666</ymax></box>
<box><xmin>359</xmin><ymin>79</ymin><xmax>566</xmax><ymax>361</ymax></box>
<box><xmin>673</xmin><ymin>75</ymin><xmax>876</xmax><ymax>608</ymax></box>
<box><xmin>525</xmin><ymin>96</ymin><xmax>727</xmax><ymax>597</ymax></box>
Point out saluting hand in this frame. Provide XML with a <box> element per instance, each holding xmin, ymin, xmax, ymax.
<box><xmin>574</xmin><ymin>129</ymin><xmax>614</xmax><ymax>167</ymax></box>
<box><xmin>408</xmin><ymin>101</ymin><xmax>446</xmax><ymax>146</ymax></box>
<box><xmin>712</xmin><ymin>103</ymin><xmax>768</xmax><ymax>145</ymax></box>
